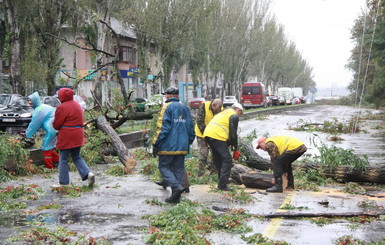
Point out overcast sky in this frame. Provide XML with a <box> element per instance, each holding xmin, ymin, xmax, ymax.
<box><xmin>270</xmin><ymin>0</ymin><xmax>367</xmax><ymax>89</ymax></box>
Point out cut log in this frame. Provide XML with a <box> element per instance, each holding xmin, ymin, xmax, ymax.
<box><xmin>231</xmin><ymin>164</ymin><xmax>274</xmax><ymax>189</ymax></box>
<box><xmin>96</xmin><ymin>115</ymin><xmax>136</xmax><ymax>171</ymax></box>
<box><xmin>265</xmin><ymin>210</ymin><xmax>385</xmax><ymax>218</ymax></box>
<box><xmin>212</xmin><ymin>206</ymin><xmax>385</xmax><ymax>218</ymax></box>
<box><xmin>239</xmin><ymin>138</ymin><xmax>271</xmax><ymax>170</ymax></box>
<box><xmin>318</xmin><ymin>165</ymin><xmax>385</xmax><ymax>184</ymax></box>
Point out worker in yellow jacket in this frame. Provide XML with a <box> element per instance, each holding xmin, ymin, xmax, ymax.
<box><xmin>203</xmin><ymin>102</ymin><xmax>243</xmax><ymax>191</ymax></box>
<box><xmin>256</xmin><ymin>136</ymin><xmax>307</xmax><ymax>192</ymax></box>
<box><xmin>195</xmin><ymin>99</ymin><xmax>223</xmax><ymax>176</ymax></box>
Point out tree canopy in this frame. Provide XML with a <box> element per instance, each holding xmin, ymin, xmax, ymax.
<box><xmin>348</xmin><ymin>0</ymin><xmax>385</xmax><ymax>108</ymax></box>
<box><xmin>0</xmin><ymin>0</ymin><xmax>315</xmax><ymax>97</ymax></box>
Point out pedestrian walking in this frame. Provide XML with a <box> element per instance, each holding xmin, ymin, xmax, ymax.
<box><xmin>25</xmin><ymin>92</ymin><xmax>59</xmax><ymax>169</ymax></box>
<box><xmin>52</xmin><ymin>88</ymin><xmax>95</xmax><ymax>187</ymax></box>
<box><xmin>203</xmin><ymin>103</ymin><xmax>243</xmax><ymax>191</ymax></box>
<box><xmin>195</xmin><ymin>99</ymin><xmax>223</xmax><ymax>176</ymax></box>
<box><xmin>152</xmin><ymin>86</ymin><xmax>195</xmax><ymax>203</ymax></box>
<box><xmin>256</xmin><ymin>136</ymin><xmax>307</xmax><ymax>192</ymax></box>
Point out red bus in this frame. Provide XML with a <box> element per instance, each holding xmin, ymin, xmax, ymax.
<box><xmin>241</xmin><ymin>82</ymin><xmax>266</xmax><ymax>108</ymax></box>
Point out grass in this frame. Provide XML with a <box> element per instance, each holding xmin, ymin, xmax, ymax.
<box><xmin>0</xmin><ymin>184</ymin><xmax>44</xmax><ymax>211</ymax></box>
<box><xmin>242</xmin><ymin>233</ymin><xmax>290</xmax><ymax>244</ymax></box>
<box><xmin>104</xmin><ymin>164</ymin><xmax>129</xmax><ymax>176</ymax></box>
<box><xmin>7</xmin><ymin>224</ymin><xmax>111</xmax><ymax>244</ymax></box>
<box><xmin>280</xmin><ymin>203</ymin><xmax>309</xmax><ymax>211</ymax></box>
<box><xmin>51</xmin><ymin>184</ymin><xmax>95</xmax><ymax>198</ymax></box>
<box><xmin>335</xmin><ymin>235</ymin><xmax>385</xmax><ymax>245</ymax></box>
<box><xmin>145</xmin><ymin>200</ymin><xmax>253</xmax><ymax>244</ymax></box>
<box><xmin>210</xmin><ymin>185</ymin><xmax>255</xmax><ymax>204</ymax></box>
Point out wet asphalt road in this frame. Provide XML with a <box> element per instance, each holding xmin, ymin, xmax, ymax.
<box><xmin>1</xmin><ymin>105</ymin><xmax>385</xmax><ymax>245</ymax></box>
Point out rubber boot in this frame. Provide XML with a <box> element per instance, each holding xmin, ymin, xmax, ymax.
<box><xmin>43</xmin><ymin>150</ymin><xmax>54</xmax><ymax>169</ymax></box>
<box><xmin>266</xmin><ymin>176</ymin><xmax>283</xmax><ymax>193</ymax></box>
<box><xmin>165</xmin><ymin>186</ymin><xmax>184</xmax><ymax>203</ymax></box>
<box><xmin>154</xmin><ymin>179</ymin><xmax>168</xmax><ymax>189</ymax></box>
<box><xmin>52</xmin><ymin>149</ymin><xmax>60</xmax><ymax>165</ymax></box>
<box><xmin>182</xmin><ymin>170</ymin><xmax>190</xmax><ymax>193</ymax></box>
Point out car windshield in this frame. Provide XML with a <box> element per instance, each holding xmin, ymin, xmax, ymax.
<box><xmin>11</xmin><ymin>97</ymin><xmax>29</xmax><ymax>106</ymax></box>
<box><xmin>0</xmin><ymin>94</ymin><xmax>11</xmax><ymax>106</ymax></box>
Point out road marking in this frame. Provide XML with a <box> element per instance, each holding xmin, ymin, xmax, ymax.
<box><xmin>262</xmin><ymin>192</ymin><xmax>296</xmax><ymax>239</ymax></box>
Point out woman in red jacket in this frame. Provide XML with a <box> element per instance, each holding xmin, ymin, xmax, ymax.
<box><xmin>52</xmin><ymin>88</ymin><xmax>95</xmax><ymax>187</ymax></box>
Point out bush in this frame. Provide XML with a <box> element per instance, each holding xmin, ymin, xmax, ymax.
<box><xmin>0</xmin><ymin>133</ymin><xmax>31</xmax><ymax>182</ymax></box>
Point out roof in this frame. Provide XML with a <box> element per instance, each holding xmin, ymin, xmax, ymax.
<box><xmin>110</xmin><ymin>17</ymin><xmax>136</xmax><ymax>39</ymax></box>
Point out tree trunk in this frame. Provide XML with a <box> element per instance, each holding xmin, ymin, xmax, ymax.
<box><xmin>265</xmin><ymin>210</ymin><xmax>385</xmax><ymax>218</ymax></box>
<box><xmin>5</xmin><ymin>0</ymin><xmax>23</xmax><ymax>94</ymax></box>
<box><xmin>212</xmin><ymin>206</ymin><xmax>385</xmax><ymax>218</ymax></box>
<box><xmin>239</xmin><ymin>138</ymin><xmax>271</xmax><ymax>170</ymax></box>
<box><xmin>231</xmin><ymin>164</ymin><xmax>274</xmax><ymax>189</ymax></box>
<box><xmin>96</xmin><ymin>115</ymin><xmax>136</xmax><ymax>172</ymax></box>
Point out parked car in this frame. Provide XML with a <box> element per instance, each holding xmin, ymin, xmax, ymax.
<box><xmin>278</xmin><ymin>96</ymin><xmax>286</xmax><ymax>105</ymax></box>
<box><xmin>265</xmin><ymin>96</ymin><xmax>273</xmax><ymax>107</ymax></box>
<box><xmin>292</xmin><ymin>96</ymin><xmax>301</xmax><ymax>104</ymax></box>
<box><xmin>223</xmin><ymin>96</ymin><xmax>238</xmax><ymax>107</ymax></box>
<box><xmin>299</xmin><ymin>96</ymin><xmax>307</xmax><ymax>103</ymax></box>
<box><xmin>74</xmin><ymin>95</ymin><xmax>87</xmax><ymax>111</ymax></box>
<box><xmin>41</xmin><ymin>96</ymin><xmax>61</xmax><ymax>107</ymax></box>
<box><xmin>0</xmin><ymin>94</ymin><xmax>33</xmax><ymax>134</ymax></box>
<box><xmin>131</xmin><ymin>97</ymin><xmax>148</xmax><ymax>112</ymax></box>
<box><xmin>189</xmin><ymin>98</ymin><xmax>206</xmax><ymax>109</ymax></box>
<box><xmin>269</xmin><ymin>95</ymin><xmax>280</xmax><ymax>106</ymax></box>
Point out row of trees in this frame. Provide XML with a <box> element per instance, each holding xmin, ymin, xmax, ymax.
<box><xmin>348</xmin><ymin>0</ymin><xmax>385</xmax><ymax>108</ymax></box>
<box><xmin>0</xmin><ymin>0</ymin><xmax>316</xmax><ymax>98</ymax></box>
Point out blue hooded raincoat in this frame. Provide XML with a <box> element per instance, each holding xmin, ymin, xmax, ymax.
<box><xmin>26</xmin><ymin>92</ymin><xmax>57</xmax><ymax>151</ymax></box>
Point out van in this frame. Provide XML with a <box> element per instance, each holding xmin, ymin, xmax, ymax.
<box><xmin>241</xmin><ymin>82</ymin><xmax>266</xmax><ymax>108</ymax></box>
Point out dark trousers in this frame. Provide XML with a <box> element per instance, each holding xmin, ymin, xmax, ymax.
<box><xmin>158</xmin><ymin>155</ymin><xmax>185</xmax><ymax>189</ymax></box>
<box><xmin>272</xmin><ymin>152</ymin><xmax>305</xmax><ymax>179</ymax></box>
<box><xmin>205</xmin><ymin>137</ymin><xmax>233</xmax><ymax>188</ymax></box>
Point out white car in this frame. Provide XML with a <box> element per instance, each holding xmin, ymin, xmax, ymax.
<box><xmin>223</xmin><ymin>96</ymin><xmax>238</xmax><ymax>107</ymax></box>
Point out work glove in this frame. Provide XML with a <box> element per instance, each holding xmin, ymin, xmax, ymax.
<box><xmin>152</xmin><ymin>144</ymin><xmax>159</xmax><ymax>157</ymax></box>
<box><xmin>233</xmin><ymin>150</ymin><xmax>241</xmax><ymax>160</ymax></box>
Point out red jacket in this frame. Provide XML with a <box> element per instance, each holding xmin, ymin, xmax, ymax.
<box><xmin>53</xmin><ymin>88</ymin><xmax>85</xmax><ymax>150</ymax></box>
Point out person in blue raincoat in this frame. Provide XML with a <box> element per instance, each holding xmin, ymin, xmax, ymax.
<box><xmin>25</xmin><ymin>92</ymin><xmax>59</xmax><ymax>169</ymax></box>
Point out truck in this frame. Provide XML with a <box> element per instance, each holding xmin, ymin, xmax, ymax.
<box><xmin>277</xmin><ymin>87</ymin><xmax>294</xmax><ymax>105</ymax></box>
<box><xmin>292</xmin><ymin>87</ymin><xmax>303</xmax><ymax>98</ymax></box>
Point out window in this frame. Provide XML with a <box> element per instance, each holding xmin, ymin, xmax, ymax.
<box><xmin>243</xmin><ymin>86</ymin><xmax>261</xmax><ymax>95</ymax></box>
<box><xmin>119</xmin><ymin>47</ymin><xmax>136</xmax><ymax>63</ymax></box>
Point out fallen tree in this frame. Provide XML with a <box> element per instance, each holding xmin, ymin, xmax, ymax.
<box><xmin>238</xmin><ymin>138</ymin><xmax>385</xmax><ymax>186</ymax></box>
<box><xmin>95</xmin><ymin>115</ymin><xmax>136</xmax><ymax>172</ymax></box>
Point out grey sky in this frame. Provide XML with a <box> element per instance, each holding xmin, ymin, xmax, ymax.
<box><xmin>271</xmin><ymin>0</ymin><xmax>366</xmax><ymax>89</ymax></box>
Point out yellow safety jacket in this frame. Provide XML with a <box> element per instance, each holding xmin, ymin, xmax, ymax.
<box><xmin>203</xmin><ymin>108</ymin><xmax>236</xmax><ymax>141</ymax></box>
<box><xmin>194</xmin><ymin>101</ymin><xmax>215</xmax><ymax>137</ymax></box>
<box><xmin>266</xmin><ymin>136</ymin><xmax>304</xmax><ymax>155</ymax></box>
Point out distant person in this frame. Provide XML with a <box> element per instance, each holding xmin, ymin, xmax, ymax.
<box><xmin>25</xmin><ymin>92</ymin><xmax>59</xmax><ymax>169</ymax></box>
<box><xmin>203</xmin><ymin>103</ymin><xmax>243</xmax><ymax>191</ymax></box>
<box><xmin>256</xmin><ymin>136</ymin><xmax>307</xmax><ymax>192</ymax></box>
<box><xmin>195</xmin><ymin>99</ymin><xmax>223</xmax><ymax>176</ymax></box>
<box><xmin>52</xmin><ymin>88</ymin><xmax>94</xmax><ymax>187</ymax></box>
<box><xmin>152</xmin><ymin>86</ymin><xmax>195</xmax><ymax>203</ymax></box>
